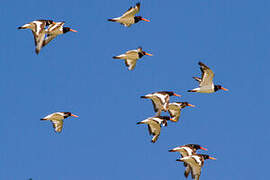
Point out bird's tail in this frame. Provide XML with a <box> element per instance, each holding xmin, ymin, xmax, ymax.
<box><xmin>108</xmin><ymin>19</ymin><xmax>117</xmax><ymax>22</ymax></box>
<box><xmin>112</xmin><ymin>56</ymin><xmax>122</xmax><ymax>59</ymax></box>
<box><xmin>17</xmin><ymin>24</ymin><xmax>30</xmax><ymax>29</ymax></box>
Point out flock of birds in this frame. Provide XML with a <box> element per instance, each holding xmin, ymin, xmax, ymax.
<box><xmin>18</xmin><ymin>2</ymin><xmax>228</xmax><ymax>180</ymax></box>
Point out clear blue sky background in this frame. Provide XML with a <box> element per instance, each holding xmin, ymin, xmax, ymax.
<box><xmin>0</xmin><ymin>0</ymin><xmax>269</xmax><ymax>179</ymax></box>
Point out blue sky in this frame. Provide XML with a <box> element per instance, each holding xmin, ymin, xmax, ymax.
<box><xmin>0</xmin><ymin>0</ymin><xmax>269</xmax><ymax>179</ymax></box>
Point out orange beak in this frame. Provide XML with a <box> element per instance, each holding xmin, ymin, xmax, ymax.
<box><xmin>173</xmin><ymin>93</ymin><xmax>182</xmax><ymax>97</ymax></box>
<box><xmin>144</xmin><ymin>52</ymin><xmax>153</xmax><ymax>56</ymax></box>
<box><xmin>209</xmin><ymin>156</ymin><xmax>216</xmax><ymax>160</ymax></box>
<box><xmin>71</xmin><ymin>114</ymin><xmax>79</xmax><ymax>117</ymax></box>
<box><xmin>69</xmin><ymin>28</ymin><xmax>77</xmax><ymax>32</ymax></box>
<box><xmin>200</xmin><ymin>146</ymin><xmax>208</xmax><ymax>151</ymax></box>
<box><xmin>170</xmin><ymin>118</ymin><xmax>178</xmax><ymax>122</ymax></box>
<box><xmin>52</xmin><ymin>22</ymin><xmax>56</xmax><ymax>24</ymax></box>
<box><xmin>141</xmin><ymin>18</ymin><xmax>150</xmax><ymax>22</ymax></box>
<box><xmin>187</xmin><ymin>103</ymin><xmax>195</xmax><ymax>107</ymax></box>
<box><xmin>221</xmin><ymin>87</ymin><xmax>228</xmax><ymax>91</ymax></box>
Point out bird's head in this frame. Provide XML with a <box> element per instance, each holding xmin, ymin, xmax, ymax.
<box><xmin>201</xmin><ymin>154</ymin><xmax>216</xmax><ymax>160</ymax></box>
<box><xmin>181</xmin><ymin>102</ymin><xmax>195</xmax><ymax>108</ymax></box>
<box><xmin>165</xmin><ymin>91</ymin><xmax>181</xmax><ymax>97</ymax></box>
<box><xmin>63</xmin><ymin>27</ymin><xmax>78</xmax><ymax>33</ymax></box>
<box><xmin>134</xmin><ymin>16</ymin><xmax>150</xmax><ymax>23</ymax></box>
<box><xmin>137</xmin><ymin>47</ymin><xmax>153</xmax><ymax>58</ymax></box>
<box><xmin>63</xmin><ymin>112</ymin><xmax>79</xmax><ymax>118</ymax></box>
<box><xmin>186</xmin><ymin>144</ymin><xmax>208</xmax><ymax>151</ymax></box>
<box><xmin>214</xmin><ymin>85</ymin><xmax>228</xmax><ymax>92</ymax></box>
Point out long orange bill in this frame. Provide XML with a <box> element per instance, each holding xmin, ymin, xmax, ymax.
<box><xmin>71</xmin><ymin>114</ymin><xmax>79</xmax><ymax>117</ymax></box>
<box><xmin>70</xmin><ymin>29</ymin><xmax>78</xmax><ymax>32</ymax></box>
<box><xmin>141</xmin><ymin>18</ymin><xmax>150</xmax><ymax>22</ymax></box>
<box><xmin>200</xmin><ymin>146</ymin><xmax>208</xmax><ymax>151</ymax></box>
<box><xmin>144</xmin><ymin>52</ymin><xmax>153</xmax><ymax>56</ymax></box>
<box><xmin>188</xmin><ymin>103</ymin><xmax>195</xmax><ymax>107</ymax></box>
<box><xmin>220</xmin><ymin>87</ymin><xmax>228</xmax><ymax>91</ymax></box>
<box><xmin>173</xmin><ymin>93</ymin><xmax>182</xmax><ymax>97</ymax></box>
<box><xmin>209</xmin><ymin>156</ymin><xmax>216</xmax><ymax>160</ymax></box>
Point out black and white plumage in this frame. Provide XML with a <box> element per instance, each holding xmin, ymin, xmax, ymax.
<box><xmin>137</xmin><ymin>116</ymin><xmax>170</xmax><ymax>143</ymax></box>
<box><xmin>188</xmin><ymin>62</ymin><xmax>228</xmax><ymax>93</ymax></box>
<box><xmin>168</xmin><ymin>102</ymin><xmax>195</xmax><ymax>122</ymax></box>
<box><xmin>169</xmin><ymin>144</ymin><xmax>208</xmax><ymax>178</ymax></box>
<box><xmin>42</xmin><ymin>21</ymin><xmax>77</xmax><ymax>48</ymax></box>
<box><xmin>18</xmin><ymin>19</ymin><xmax>55</xmax><ymax>54</ymax></box>
<box><xmin>108</xmin><ymin>3</ymin><xmax>150</xmax><ymax>27</ymax></box>
<box><xmin>40</xmin><ymin>112</ymin><xmax>78</xmax><ymax>133</ymax></box>
<box><xmin>113</xmin><ymin>47</ymin><xmax>152</xmax><ymax>70</ymax></box>
<box><xmin>177</xmin><ymin>154</ymin><xmax>216</xmax><ymax>180</ymax></box>
<box><xmin>141</xmin><ymin>91</ymin><xmax>181</xmax><ymax>116</ymax></box>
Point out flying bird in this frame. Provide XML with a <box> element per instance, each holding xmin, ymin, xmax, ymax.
<box><xmin>177</xmin><ymin>154</ymin><xmax>216</xmax><ymax>180</ymax></box>
<box><xmin>169</xmin><ymin>144</ymin><xmax>208</xmax><ymax>178</ymax></box>
<box><xmin>18</xmin><ymin>19</ymin><xmax>55</xmax><ymax>54</ymax></box>
<box><xmin>40</xmin><ymin>112</ymin><xmax>78</xmax><ymax>133</ymax></box>
<box><xmin>188</xmin><ymin>62</ymin><xmax>228</xmax><ymax>93</ymax></box>
<box><xmin>108</xmin><ymin>2</ymin><xmax>150</xmax><ymax>27</ymax></box>
<box><xmin>141</xmin><ymin>91</ymin><xmax>181</xmax><ymax>116</ymax></box>
<box><xmin>113</xmin><ymin>47</ymin><xmax>152</xmax><ymax>70</ymax></box>
<box><xmin>168</xmin><ymin>102</ymin><xmax>195</xmax><ymax>122</ymax></box>
<box><xmin>42</xmin><ymin>21</ymin><xmax>77</xmax><ymax>48</ymax></box>
<box><xmin>137</xmin><ymin>116</ymin><xmax>170</xmax><ymax>143</ymax></box>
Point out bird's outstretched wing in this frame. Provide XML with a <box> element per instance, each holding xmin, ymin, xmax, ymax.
<box><xmin>51</xmin><ymin>120</ymin><xmax>63</xmax><ymax>133</ymax></box>
<box><xmin>42</xmin><ymin>34</ymin><xmax>57</xmax><ymax>47</ymax></box>
<box><xmin>125</xmin><ymin>59</ymin><xmax>137</xmax><ymax>70</ymax></box>
<box><xmin>122</xmin><ymin>3</ymin><xmax>140</xmax><ymax>18</ymax></box>
<box><xmin>168</xmin><ymin>103</ymin><xmax>181</xmax><ymax>122</ymax></box>
<box><xmin>198</xmin><ymin>62</ymin><xmax>214</xmax><ymax>87</ymax></box>
<box><xmin>42</xmin><ymin>22</ymin><xmax>65</xmax><ymax>47</ymax></box>
<box><xmin>31</xmin><ymin>21</ymin><xmax>47</xmax><ymax>46</ymax></box>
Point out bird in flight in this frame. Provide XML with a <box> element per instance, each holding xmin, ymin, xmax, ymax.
<box><xmin>108</xmin><ymin>2</ymin><xmax>150</xmax><ymax>27</ymax></box>
<box><xmin>177</xmin><ymin>154</ymin><xmax>216</xmax><ymax>180</ymax></box>
<box><xmin>42</xmin><ymin>21</ymin><xmax>77</xmax><ymax>49</ymax></box>
<box><xmin>188</xmin><ymin>62</ymin><xmax>228</xmax><ymax>93</ymax></box>
<box><xmin>167</xmin><ymin>102</ymin><xmax>195</xmax><ymax>122</ymax></box>
<box><xmin>137</xmin><ymin>116</ymin><xmax>170</xmax><ymax>143</ymax></box>
<box><xmin>169</xmin><ymin>144</ymin><xmax>207</xmax><ymax>178</ymax></box>
<box><xmin>113</xmin><ymin>47</ymin><xmax>152</xmax><ymax>70</ymax></box>
<box><xmin>18</xmin><ymin>19</ymin><xmax>55</xmax><ymax>54</ymax></box>
<box><xmin>40</xmin><ymin>112</ymin><xmax>78</xmax><ymax>133</ymax></box>
<box><xmin>141</xmin><ymin>91</ymin><xmax>181</xmax><ymax>116</ymax></box>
